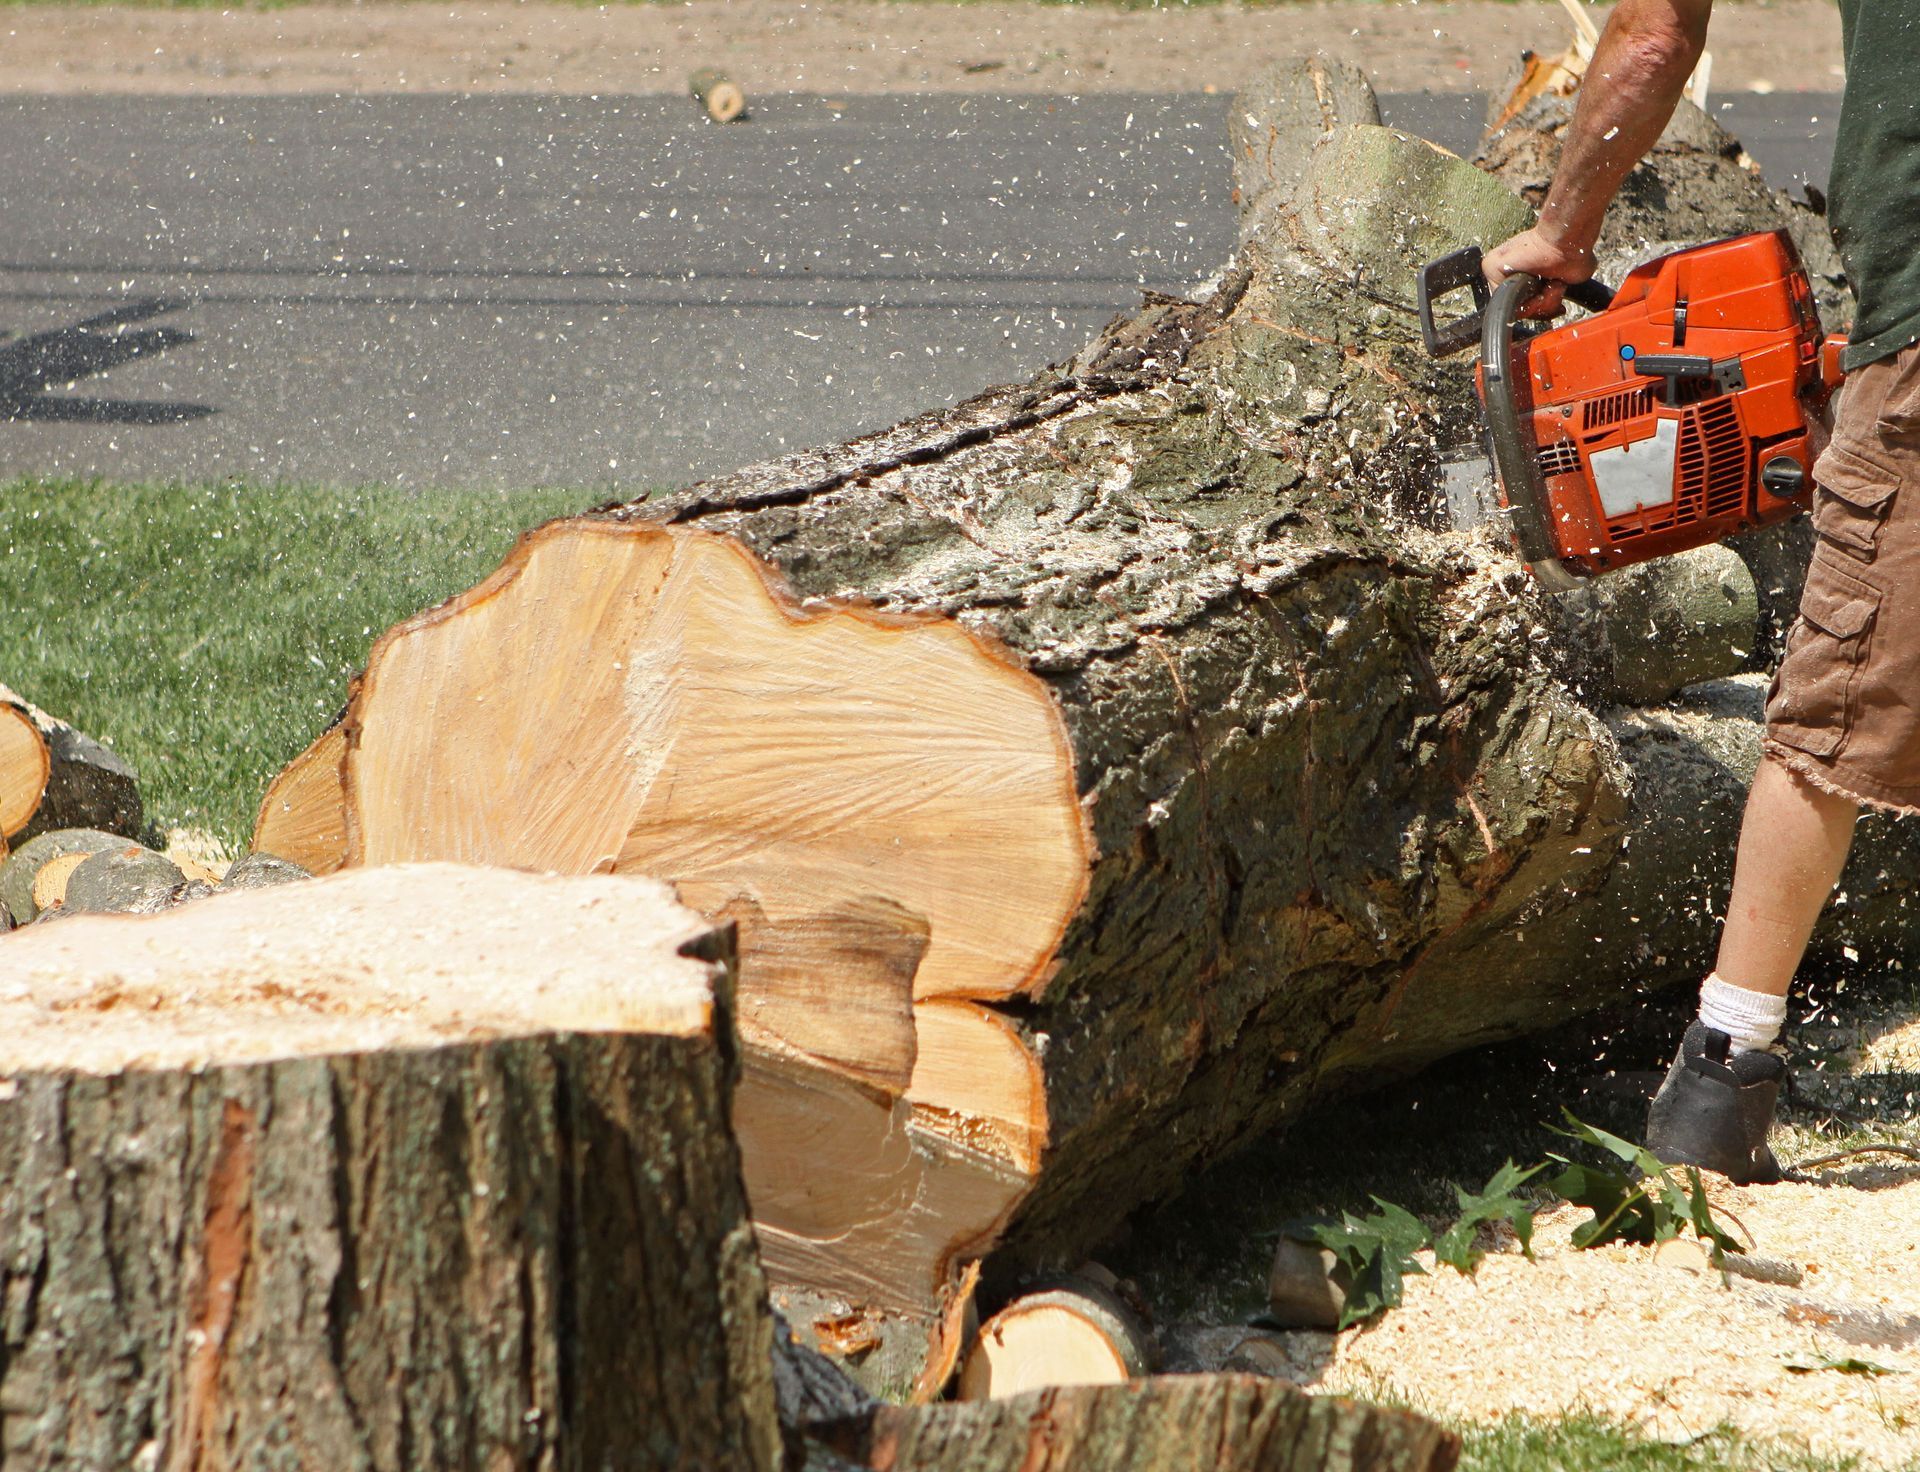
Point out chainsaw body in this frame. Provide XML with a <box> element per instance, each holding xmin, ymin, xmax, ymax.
<box><xmin>1419</xmin><ymin>231</ymin><xmax>1844</xmax><ymax>590</ymax></box>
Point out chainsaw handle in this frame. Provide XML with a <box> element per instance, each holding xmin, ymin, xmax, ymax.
<box><xmin>1418</xmin><ymin>247</ymin><xmax>1615</xmax><ymax>357</ymax></box>
<box><xmin>1481</xmin><ymin>272</ymin><xmax>1583</xmax><ymax>592</ymax></box>
<box><xmin>1567</xmin><ymin>277</ymin><xmax>1616</xmax><ymax>312</ymax></box>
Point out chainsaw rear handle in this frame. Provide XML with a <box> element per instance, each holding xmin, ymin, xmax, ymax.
<box><xmin>1480</xmin><ymin>270</ymin><xmax>1584</xmax><ymax>592</ymax></box>
<box><xmin>1417</xmin><ymin>245</ymin><xmax>1616</xmax><ymax>358</ymax></box>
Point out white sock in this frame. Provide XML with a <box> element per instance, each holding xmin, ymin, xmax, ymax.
<box><xmin>1697</xmin><ymin>973</ymin><xmax>1787</xmax><ymax>1055</ymax></box>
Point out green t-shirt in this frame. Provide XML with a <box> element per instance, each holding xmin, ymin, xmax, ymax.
<box><xmin>1831</xmin><ymin>0</ymin><xmax>1920</xmax><ymax>369</ymax></box>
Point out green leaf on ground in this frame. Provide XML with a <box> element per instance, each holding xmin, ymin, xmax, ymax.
<box><xmin>1306</xmin><ymin>1197</ymin><xmax>1431</xmax><ymax>1330</ymax></box>
<box><xmin>1546</xmin><ymin>1157</ymin><xmax>1661</xmax><ymax>1249</ymax></box>
<box><xmin>1549</xmin><ymin>1113</ymin><xmax>1743</xmax><ymax>1259</ymax></box>
<box><xmin>1783</xmin><ymin>1355</ymin><xmax>1900</xmax><ymax>1377</ymax></box>
<box><xmin>1434</xmin><ymin>1159</ymin><xmax>1542</xmax><ymax>1272</ymax></box>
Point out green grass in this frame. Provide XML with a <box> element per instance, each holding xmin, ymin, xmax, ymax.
<box><xmin>1458</xmin><ymin>1413</ymin><xmax>1902</xmax><ymax>1471</ymax></box>
<box><xmin>0</xmin><ymin>479</ymin><xmax>593</xmax><ymax>849</ymax></box>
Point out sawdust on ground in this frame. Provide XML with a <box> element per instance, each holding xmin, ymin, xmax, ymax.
<box><xmin>1313</xmin><ymin>1169</ymin><xmax>1920</xmax><ymax>1468</ymax></box>
<box><xmin>0</xmin><ymin>1</ymin><xmax>1845</xmax><ymax>98</ymax></box>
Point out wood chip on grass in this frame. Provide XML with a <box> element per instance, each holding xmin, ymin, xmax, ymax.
<box><xmin>1314</xmin><ymin>1172</ymin><xmax>1920</xmax><ymax>1468</ymax></box>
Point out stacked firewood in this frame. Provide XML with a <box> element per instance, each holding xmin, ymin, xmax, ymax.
<box><xmin>0</xmin><ymin>683</ymin><xmax>312</xmax><ymax>931</ymax></box>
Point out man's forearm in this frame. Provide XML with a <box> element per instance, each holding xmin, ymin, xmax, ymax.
<box><xmin>1537</xmin><ymin>0</ymin><xmax>1711</xmax><ymax>256</ymax></box>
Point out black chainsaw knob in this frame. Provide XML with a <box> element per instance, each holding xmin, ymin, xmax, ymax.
<box><xmin>1760</xmin><ymin>456</ymin><xmax>1806</xmax><ymax>500</ymax></box>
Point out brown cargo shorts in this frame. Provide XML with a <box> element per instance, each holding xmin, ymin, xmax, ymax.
<box><xmin>1766</xmin><ymin>344</ymin><xmax>1920</xmax><ymax>813</ymax></box>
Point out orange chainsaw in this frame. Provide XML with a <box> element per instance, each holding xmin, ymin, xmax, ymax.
<box><xmin>1417</xmin><ymin>230</ymin><xmax>1846</xmax><ymax>590</ymax></box>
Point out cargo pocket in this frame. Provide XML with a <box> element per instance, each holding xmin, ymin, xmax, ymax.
<box><xmin>1877</xmin><ymin>347</ymin><xmax>1920</xmax><ymax>439</ymax></box>
<box><xmin>1765</xmin><ymin>558</ymin><xmax>1881</xmax><ymax>758</ymax></box>
<box><xmin>1810</xmin><ymin>441</ymin><xmax>1898</xmax><ymax>560</ymax></box>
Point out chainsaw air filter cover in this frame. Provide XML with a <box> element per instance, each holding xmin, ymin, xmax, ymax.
<box><xmin>1492</xmin><ymin>230</ymin><xmax>1835</xmax><ymax>579</ymax></box>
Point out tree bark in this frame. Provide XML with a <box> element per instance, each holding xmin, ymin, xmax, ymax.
<box><xmin>0</xmin><ymin>864</ymin><xmax>781</xmax><ymax>1472</ymax></box>
<box><xmin>814</xmin><ymin>1377</ymin><xmax>1459</xmax><ymax>1472</ymax></box>
<box><xmin>254</xmin><ymin>56</ymin><xmax>1920</xmax><ymax>1380</ymax></box>
<box><xmin>1227</xmin><ymin>53</ymin><xmax>1380</xmax><ymax>227</ymax></box>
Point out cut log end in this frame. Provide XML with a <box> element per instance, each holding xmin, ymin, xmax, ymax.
<box><xmin>691</xmin><ymin>68</ymin><xmax>747</xmax><ymax>123</ymax></box>
<box><xmin>29</xmin><ymin>849</ymin><xmax>91</xmax><ymax>914</ymax></box>
<box><xmin>252</xmin><ymin>722</ymin><xmax>348</xmax><ymax>876</ymax></box>
<box><xmin>957</xmin><ymin>1277</ymin><xmax>1156</xmax><ymax>1402</ymax></box>
<box><xmin>0</xmin><ymin>700</ymin><xmax>50</xmax><ymax>839</ymax></box>
<box><xmin>346</xmin><ymin>523</ymin><xmax>1088</xmax><ymax>1006</ymax></box>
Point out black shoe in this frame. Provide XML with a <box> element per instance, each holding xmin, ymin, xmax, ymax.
<box><xmin>1645</xmin><ymin>1023</ymin><xmax>1785</xmax><ymax>1186</ymax></box>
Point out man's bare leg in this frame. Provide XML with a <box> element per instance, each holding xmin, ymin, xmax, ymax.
<box><xmin>1645</xmin><ymin>753</ymin><xmax>1858</xmax><ymax>1181</ymax></box>
<box><xmin>1714</xmin><ymin>754</ymin><xmax>1860</xmax><ymax>998</ymax></box>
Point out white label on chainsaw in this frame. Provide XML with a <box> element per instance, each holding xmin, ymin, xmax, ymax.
<box><xmin>1588</xmin><ymin>418</ymin><xmax>1679</xmax><ymax>518</ymax></box>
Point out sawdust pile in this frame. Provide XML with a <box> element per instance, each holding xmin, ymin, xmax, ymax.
<box><xmin>1317</xmin><ymin>1168</ymin><xmax>1920</xmax><ymax>1468</ymax></box>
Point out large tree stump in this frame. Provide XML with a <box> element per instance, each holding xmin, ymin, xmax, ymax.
<box><xmin>254</xmin><ymin>57</ymin><xmax>1920</xmax><ymax>1381</ymax></box>
<box><xmin>0</xmin><ymin>863</ymin><xmax>781</xmax><ymax>1472</ymax></box>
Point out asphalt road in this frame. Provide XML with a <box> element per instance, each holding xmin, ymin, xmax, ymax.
<box><xmin>0</xmin><ymin>91</ymin><xmax>1841</xmax><ymax>492</ymax></box>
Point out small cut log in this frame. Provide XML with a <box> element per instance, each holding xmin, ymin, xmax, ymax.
<box><xmin>957</xmin><ymin>1272</ymin><xmax>1155</xmax><ymax>1402</ymax></box>
<box><xmin>0</xmin><ymin>684</ymin><xmax>141</xmax><ymax>844</ymax></box>
<box><xmin>0</xmin><ymin>828</ymin><xmax>131</xmax><ymax>924</ymax></box>
<box><xmin>691</xmin><ymin>68</ymin><xmax>748</xmax><ymax>123</ymax></box>
<box><xmin>0</xmin><ymin>699</ymin><xmax>49</xmax><ymax>847</ymax></box>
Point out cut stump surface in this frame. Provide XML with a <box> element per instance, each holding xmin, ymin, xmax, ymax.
<box><xmin>0</xmin><ymin>863</ymin><xmax>782</xmax><ymax>1472</ymax></box>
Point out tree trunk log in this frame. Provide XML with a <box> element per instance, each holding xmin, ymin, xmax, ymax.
<box><xmin>0</xmin><ymin>863</ymin><xmax>781</xmax><ymax>1472</ymax></box>
<box><xmin>689</xmin><ymin>67</ymin><xmax>747</xmax><ymax>124</ymax></box>
<box><xmin>814</xmin><ymin>1377</ymin><xmax>1459</xmax><ymax>1472</ymax></box>
<box><xmin>0</xmin><ymin>827</ymin><xmax>132</xmax><ymax>924</ymax></box>
<box><xmin>254</xmin><ymin>56</ymin><xmax>1920</xmax><ymax>1380</ymax></box>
